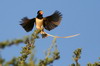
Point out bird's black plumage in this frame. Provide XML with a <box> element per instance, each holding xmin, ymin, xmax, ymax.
<box><xmin>20</xmin><ymin>17</ymin><xmax>35</xmax><ymax>32</ymax></box>
<box><xmin>43</xmin><ymin>11</ymin><xmax>62</xmax><ymax>31</ymax></box>
<box><xmin>20</xmin><ymin>10</ymin><xmax>62</xmax><ymax>32</ymax></box>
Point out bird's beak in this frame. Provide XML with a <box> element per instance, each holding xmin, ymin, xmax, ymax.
<box><xmin>39</xmin><ymin>11</ymin><xmax>43</xmax><ymax>15</ymax></box>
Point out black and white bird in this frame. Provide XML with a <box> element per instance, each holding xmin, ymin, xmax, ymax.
<box><xmin>20</xmin><ymin>10</ymin><xmax>62</xmax><ymax>38</ymax></box>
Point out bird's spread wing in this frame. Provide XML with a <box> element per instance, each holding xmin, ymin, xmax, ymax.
<box><xmin>43</xmin><ymin>11</ymin><xmax>62</xmax><ymax>31</ymax></box>
<box><xmin>20</xmin><ymin>17</ymin><xmax>35</xmax><ymax>32</ymax></box>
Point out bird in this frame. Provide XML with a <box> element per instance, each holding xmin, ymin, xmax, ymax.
<box><xmin>20</xmin><ymin>10</ymin><xmax>62</xmax><ymax>38</ymax></box>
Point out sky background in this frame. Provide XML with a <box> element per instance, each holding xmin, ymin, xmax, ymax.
<box><xmin>0</xmin><ymin>0</ymin><xmax>100</xmax><ymax>66</ymax></box>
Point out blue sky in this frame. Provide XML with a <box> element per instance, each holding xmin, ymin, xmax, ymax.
<box><xmin>0</xmin><ymin>0</ymin><xmax>100</xmax><ymax>66</ymax></box>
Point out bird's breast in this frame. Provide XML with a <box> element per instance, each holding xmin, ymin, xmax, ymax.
<box><xmin>35</xmin><ymin>18</ymin><xmax>44</xmax><ymax>29</ymax></box>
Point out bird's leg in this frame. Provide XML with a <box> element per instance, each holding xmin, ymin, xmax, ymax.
<box><xmin>40</xmin><ymin>28</ymin><xmax>48</xmax><ymax>38</ymax></box>
<box><xmin>40</xmin><ymin>28</ymin><xmax>46</xmax><ymax>34</ymax></box>
<box><xmin>36</xmin><ymin>26</ymin><xmax>48</xmax><ymax>38</ymax></box>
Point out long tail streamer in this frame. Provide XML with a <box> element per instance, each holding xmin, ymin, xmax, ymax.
<box><xmin>46</xmin><ymin>33</ymin><xmax>80</xmax><ymax>38</ymax></box>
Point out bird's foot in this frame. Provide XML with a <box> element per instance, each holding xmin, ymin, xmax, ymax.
<box><xmin>40</xmin><ymin>31</ymin><xmax>46</xmax><ymax>34</ymax></box>
<box><xmin>40</xmin><ymin>31</ymin><xmax>49</xmax><ymax>38</ymax></box>
<box><xmin>41</xmin><ymin>33</ymin><xmax>48</xmax><ymax>38</ymax></box>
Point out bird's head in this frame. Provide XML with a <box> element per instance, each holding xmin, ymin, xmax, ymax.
<box><xmin>37</xmin><ymin>10</ymin><xmax>44</xmax><ymax>15</ymax></box>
